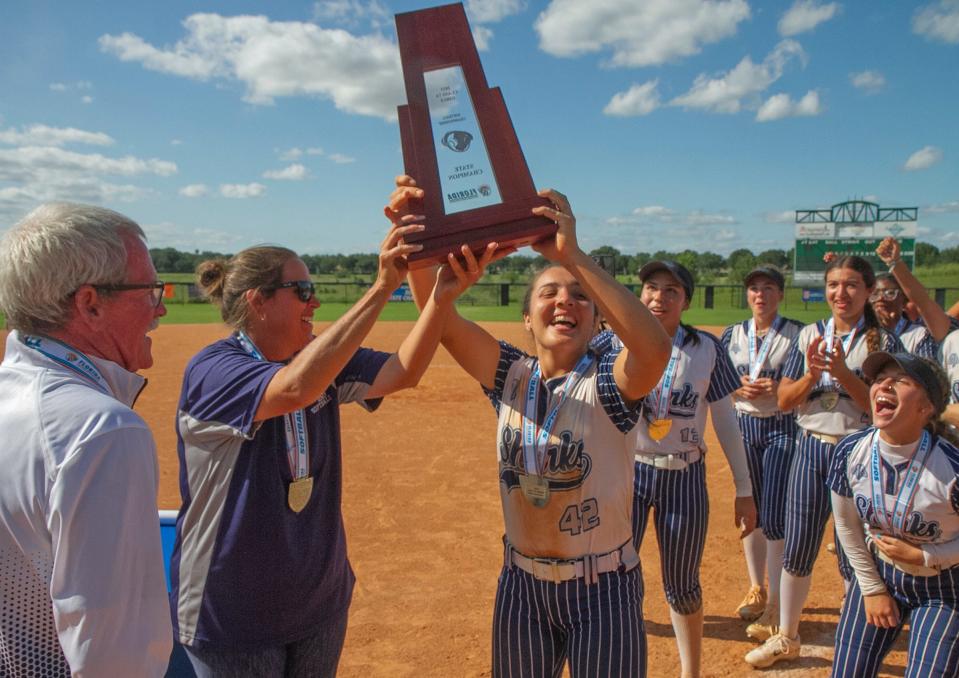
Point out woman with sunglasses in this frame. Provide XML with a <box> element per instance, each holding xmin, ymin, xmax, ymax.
<box><xmin>870</xmin><ymin>237</ymin><xmax>956</xmax><ymax>358</ymax></box>
<box><xmin>746</xmin><ymin>254</ymin><xmax>904</xmax><ymax>668</ymax></box>
<box><xmin>390</xmin><ymin>178</ymin><xmax>672</xmax><ymax>677</ymax></box>
<box><xmin>720</xmin><ymin>266</ymin><xmax>804</xmax><ymax>641</ymax></box>
<box><xmin>829</xmin><ymin>352</ymin><xmax>959</xmax><ymax>677</ymax></box>
<box><xmin>168</xmin><ymin>227</ymin><xmax>492</xmax><ymax>677</ymax></box>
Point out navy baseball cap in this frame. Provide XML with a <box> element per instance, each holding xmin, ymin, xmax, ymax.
<box><xmin>744</xmin><ymin>266</ymin><xmax>785</xmax><ymax>291</ymax></box>
<box><xmin>862</xmin><ymin>351</ymin><xmax>948</xmax><ymax>414</ymax></box>
<box><xmin>638</xmin><ymin>260</ymin><xmax>694</xmax><ymax>300</ymax></box>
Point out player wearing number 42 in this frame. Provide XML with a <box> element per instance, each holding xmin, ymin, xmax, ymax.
<box><xmin>390</xmin><ymin>176</ymin><xmax>671</xmax><ymax>678</ymax></box>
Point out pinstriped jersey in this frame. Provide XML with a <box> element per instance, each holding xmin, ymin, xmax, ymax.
<box><xmin>721</xmin><ymin>317</ymin><xmax>803</xmax><ymax>417</ymax></box>
<box><xmin>782</xmin><ymin>320</ymin><xmax>904</xmax><ymax>436</ymax></box>
<box><xmin>943</xmin><ymin>329</ymin><xmax>959</xmax><ymax>405</ymax></box>
<box><xmin>626</xmin><ymin>327</ymin><xmax>740</xmax><ymax>455</ymax></box>
<box><xmin>485</xmin><ymin>341</ymin><xmax>640</xmax><ymax>559</ymax></box>
<box><xmin>899</xmin><ymin>321</ymin><xmax>937</xmax><ymax>359</ymax></box>
<box><xmin>829</xmin><ymin>427</ymin><xmax>959</xmax><ymax>546</ymax></box>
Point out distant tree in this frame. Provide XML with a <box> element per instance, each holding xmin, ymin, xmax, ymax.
<box><xmin>726</xmin><ymin>248</ymin><xmax>756</xmax><ymax>282</ymax></box>
<box><xmin>938</xmin><ymin>246</ymin><xmax>959</xmax><ymax>265</ymax></box>
<box><xmin>915</xmin><ymin>242</ymin><xmax>940</xmax><ymax>267</ymax></box>
<box><xmin>756</xmin><ymin>249</ymin><xmax>789</xmax><ymax>269</ymax></box>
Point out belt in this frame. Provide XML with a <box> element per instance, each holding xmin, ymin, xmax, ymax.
<box><xmin>871</xmin><ymin>542</ymin><xmax>940</xmax><ymax>577</ymax></box>
<box><xmin>737</xmin><ymin>409</ymin><xmax>791</xmax><ymax>420</ymax></box>
<box><xmin>634</xmin><ymin>449</ymin><xmax>702</xmax><ymax>470</ymax></box>
<box><xmin>505</xmin><ymin>541</ymin><xmax>639</xmax><ymax>585</ymax></box>
<box><xmin>804</xmin><ymin>431</ymin><xmax>840</xmax><ymax>445</ymax></box>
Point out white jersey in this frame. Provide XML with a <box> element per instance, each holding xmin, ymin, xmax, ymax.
<box><xmin>830</xmin><ymin>427</ymin><xmax>959</xmax><ymax>547</ymax></box>
<box><xmin>782</xmin><ymin>320</ymin><xmax>904</xmax><ymax>436</ymax></box>
<box><xmin>486</xmin><ymin>341</ymin><xmax>640</xmax><ymax>559</ymax></box>
<box><xmin>942</xmin><ymin>329</ymin><xmax>959</xmax><ymax>405</ymax></box>
<box><xmin>721</xmin><ymin>316</ymin><xmax>804</xmax><ymax>416</ymax></box>
<box><xmin>0</xmin><ymin>332</ymin><xmax>171</xmax><ymax>677</ymax></box>
<box><xmin>626</xmin><ymin>326</ymin><xmax>740</xmax><ymax>455</ymax></box>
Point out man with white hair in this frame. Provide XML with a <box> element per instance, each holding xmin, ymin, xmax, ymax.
<box><xmin>0</xmin><ymin>203</ymin><xmax>172</xmax><ymax>676</ymax></box>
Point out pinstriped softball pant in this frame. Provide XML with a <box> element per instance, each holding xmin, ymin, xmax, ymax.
<box><xmin>783</xmin><ymin>432</ymin><xmax>853</xmax><ymax>579</ymax></box>
<box><xmin>832</xmin><ymin>557</ymin><xmax>959</xmax><ymax>677</ymax></box>
<box><xmin>492</xmin><ymin>562</ymin><xmax>646</xmax><ymax>678</ymax></box>
<box><xmin>738</xmin><ymin>412</ymin><xmax>797</xmax><ymax>540</ymax></box>
<box><xmin>632</xmin><ymin>459</ymin><xmax>708</xmax><ymax>615</ymax></box>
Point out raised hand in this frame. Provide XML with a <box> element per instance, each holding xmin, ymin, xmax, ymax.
<box><xmin>376</xmin><ymin>222</ymin><xmax>425</xmax><ymax>293</ymax></box>
<box><xmin>433</xmin><ymin>242</ymin><xmax>515</xmax><ymax>306</ymax></box>
<box><xmin>875</xmin><ymin>237</ymin><xmax>901</xmax><ymax>266</ymax></box>
<box><xmin>531</xmin><ymin>188</ymin><xmax>581</xmax><ymax>265</ymax></box>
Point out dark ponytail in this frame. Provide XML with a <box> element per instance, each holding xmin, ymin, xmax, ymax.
<box><xmin>824</xmin><ymin>255</ymin><xmax>881</xmax><ymax>350</ymax></box>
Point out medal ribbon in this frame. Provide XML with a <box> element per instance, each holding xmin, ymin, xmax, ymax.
<box><xmin>819</xmin><ymin>317</ymin><xmax>863</xmax><ymax>388</ymax></box>
<box><xmin>522</xmin><ymin>352</ymin><xmax>593</xmax><ymax>476</ymax></box>
<box><xmin>21</xmin><ymin>334</ymin><xmax>110</xmax><ymax>395</ymax></box>
<box><xmin>237</xmin><ymin>332</ymin><xmax>309</xmax><ymax>480</ymax></box>
<box><xmin>894</xmin><ymin>317</ymin><xmax>909</xmax><ymax>336</ymax></box>
<box><xmin>869</xmin><ymin>429</ymin><xmax>932</xmax><ymax>537</ymax></box>
<box><xmin>652</xmin><ymin>326</ymin><xmax>685</xmax><ymax>421</ymax></box>
<box><xmin>748</xmin><ymin>316</ymin><xmax>781</xmax><ymax>382</ymax></box>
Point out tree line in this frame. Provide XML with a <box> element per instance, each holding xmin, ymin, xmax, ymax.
<box><xmin>150</xmin><ymin>242</ymin><xmax>959</xmax><ymax>282</ymax></box>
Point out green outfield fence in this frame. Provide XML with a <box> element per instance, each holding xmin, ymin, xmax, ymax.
<box><xmin>161</xmin><ymin>282</ymin><xmax>959</xmax><ymax>311</ymax></box>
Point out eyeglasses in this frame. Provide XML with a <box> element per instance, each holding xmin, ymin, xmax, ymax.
<box><xmin>869</xmin><ymin>289</ymin><xmax>900</xmax><ymax>302</ymax></box>
<box><xmin>272</xmin><ymin>280</ymin><xmax>316</xmax><ymax>303</ymax></box>
<box><xmin>94</xmin><ymin>281</ymin><xmax>165</xmax><ymax>308</ymax></box>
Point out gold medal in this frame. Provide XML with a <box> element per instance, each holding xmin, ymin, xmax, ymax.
<box><xmin>518</xmin><ymin>474</ymin><xmax>550</xmax><ymax>508</ymax></box>
<box><xmin>288</xmin><ymin>476</ymin><xmax>314</xmax><ymax>513</ymax></box>
<box><xmin>820</xmin><ymin>391</ymin><xmax>839</xmax><ymax>411</ymax></box>
<box><xmin>649</xmin><ymin>418</ymin><xmax>672</xmax><ymax>441</ymax></box>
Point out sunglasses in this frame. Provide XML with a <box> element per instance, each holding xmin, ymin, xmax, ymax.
<box><xmin>95</xmin><ymin>281</ymin><xmax>166</xmax><ymax>308</ymax></box>
<box><xmin>868</xmin><ymin>288</ymin><xmax>900</xmax><ymax>302</ymax></box>
<box><xmin>273</xmin><ymin>280</ymin><xmax>317</xmax><ymax>303</ymax></box>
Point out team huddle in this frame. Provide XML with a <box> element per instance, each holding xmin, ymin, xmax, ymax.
<box><xmin>1</xmin><ymin>182</ymin><xmax>958</xmax><ymax>678</ymax></box>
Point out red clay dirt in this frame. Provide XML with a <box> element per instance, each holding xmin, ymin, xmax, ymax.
<box><xmin>3</xmin><ymin>323</ymin><xmax>908</xmax><ymax>677</ymax></box>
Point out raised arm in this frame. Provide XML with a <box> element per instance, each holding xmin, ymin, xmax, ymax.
<box><xmin>877</xmin><ymin>237</ymin><xmax>953</xmax><ymax>341</ymax></box>
<box><xmin>532</xmin><ymin>189</ymin><xmax>671</xmax><ymax>401</ymax></box>
<box><xmin>255</xmin><ymin>222</ymin><xmax>422</xmax><ymax>421</ymax></box>
<box><xmin>384</xmin><ymin>175</ymin><xmax>508</xmax><ymax>389</ymax></box>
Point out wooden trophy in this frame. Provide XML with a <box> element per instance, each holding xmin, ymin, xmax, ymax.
<box><xmin>395</xmin><ymin>2</ymin><xmax>554</xmax><ymax>267</ymax></box>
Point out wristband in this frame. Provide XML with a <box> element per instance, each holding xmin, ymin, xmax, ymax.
<box><xmin>888</xmin><ymin>259</ymin><xmax>902</xmax><ymax>272</ymax></box>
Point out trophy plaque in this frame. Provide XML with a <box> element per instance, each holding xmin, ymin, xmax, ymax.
<box><xmin>395</xmin><ymin>3</ymin><xmax>555</xmax><ymax>267</ymax></box>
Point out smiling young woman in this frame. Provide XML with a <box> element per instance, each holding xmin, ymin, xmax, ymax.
<box><xmin>720</xmin><ymin>266</ymin><xmax>804</xmax><ymax>643</ymax></box>
<box><xmin>391</xmin><ymin>177</ymin><xmax>672</xmax><ymax>678</ymax></box>
<box><xmin>829</xmin><ymin>353</ymin><xmax>959</xmax><ymax>677</ymax></box>
<box><xmin>746</xmin><ymin>255</ymin><xmax>905</xmax><ymax>669</ymax></box>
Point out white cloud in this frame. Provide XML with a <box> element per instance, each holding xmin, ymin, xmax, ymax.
<box><xmin>670</xmin><ymin>40</ymin><xmax>805</xmax><ymax>114</ymax></box>
<box><xmin>850</xmin><ymin>70</ymin><xmax>885</xmax><ymax>94</ymax></box>
<box><xmin>0</xmin><ymin>124</ymin><xmax>114</xmax><ymax>147</ymax></box>
<box><xmin>179</xmin><ymin>183</ymin><xmax>209</xmax><ymax>197</ymax></box>
<box><xmin>604</xmin><ymin>80</ymin><xmax>661</xmax><ymax>117</ymax></box>
<box><xmin>903</xmin><ymin>145</ymin><xmax>943</xmax><ymax>171</ymax></box>
<box><xmin>171</xmin><ymin>139</ymin><xmax>183</xmax><ymax>146</ymax></box>
<box><xmin>622</xmin><ymin>204</ymin><xmax>737</xmax><ymax>226</ymax></box>
<box><xmin>535</xmin><ymin>0</ymin><xmax>750</xmax><ymax>67</ymax></box>
<box><xmin>263</xmin><ymin>163</ymin><xmax>308</xmax><ymax>180</ymax></box>
<box><xmin>0</xmin><ymin>146</ymin><xmax>176</xmax><ymax>179</ymax></box>
<box><xmin>220</xmin><ymin>182</ymin><xmax>266</xmax><ymax>198</ymax></box>
<box><xmin>472</xmin><ymin>26</ymin><xmax>494</xmax><ymax>51</ymax></box>
<box><xmin>142</xmin><ymin>220</ymin><xmax>247</xmax><ymax>250</ymax></box>
<box><xmin>327</xmin><ymin>152</ymin><xmax>356</xmax><ymax>164</ymax></box>
<box><xmin>913</xmin><ymin>1</ymin><xmax>959</xmax><ymax>44</ymax></box>
<box><xmin>466</xmin><ymin>0</ymin><xmax>526</xmax><ymax>23</ymax></box>
<box><xmin>778</xmin><ymin>1</ymin><xmax>840</xmax><ymax>37</ymax></box>
<box><xmin>926</xmin><ymin>200</ymin><xmax>959</xmax><ymax>214</ymax></box>
<box><xmin>81</xmin><ymin>96</ymin><xmax>94</xmax><ymax>104</ymax></box>
<box><xmin>312</xmin><ymin>0</ymin><xmax>390</xmax><ymax>30</ymax></box>
<box><xmin>764</xmin><ymin>210</ymin><xmax>797</xmax><ymax>224</ymax></box>
<box><xmin>49</xmin><ymin>81</ymin><xmax>92</xmax><ymax>92</ymax></box>
<box><xmin>280</xmin><ymin>147</ymin><xmax>304</xmax><ymax>160</ymax></box>
<box><xmin>755</xmin><ymin>89</ymin><xmax>822</xmax><ymax>121</ymax></box>
<box><xmin>306</xmin><ymin>147</ymin><xmax>324</xmax><ymax>155</ymax></box>
<box><xmin>99</xmin><ymin>13</ymin><xmax>405</xmax><ymax>120</ymax></box>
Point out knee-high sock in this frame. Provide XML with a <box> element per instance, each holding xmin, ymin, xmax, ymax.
<box><xmin>780</xmin><ymin>571</ymin><xmax>812</xmax><ymax>639</ymax></box>
<box><xmin>743</xmin><ymin>530</ymin><xmax>767</xmax><ymax>589</ymax></box>
<box><xmin>670</xmin><ymin>607</ymin><xmax>703</xmax><ymax>678</ymax></box>
<box><xmin>766</xmin><ymin>539</ymin><xmax>785</xmax><ymax>606</ymax></box>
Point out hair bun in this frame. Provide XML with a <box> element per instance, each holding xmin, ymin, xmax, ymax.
<box><xmin>196</xmin><ymin>259</ymin><xmax>228</xmax><ymax>300</ymax></box>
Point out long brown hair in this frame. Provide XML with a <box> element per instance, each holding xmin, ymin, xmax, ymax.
<box><xmin>824</xmin><ymin>255</ymin><xmax>882</xmax><ymax>352</ymax></box>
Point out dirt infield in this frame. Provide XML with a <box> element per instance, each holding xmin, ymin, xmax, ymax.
<box><xmin>7</xmin><ymin>322</ymin><xmax>908</xmax><ymax>676</ymax></box>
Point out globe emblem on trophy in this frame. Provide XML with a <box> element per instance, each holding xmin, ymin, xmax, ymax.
<box><xmin>479</xmin><ymin>184</ymin><xmax>491</xmax><ymax>196</ymax></box>
<box><xmin>441</xmin><ymin>130</ymin><xmax>473</xmax><ymax>152</ymax></box>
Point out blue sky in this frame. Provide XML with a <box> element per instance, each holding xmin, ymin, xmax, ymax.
<box><xmin>1</xmin><ymin>0</ymin><xmax>957</xmax><ymax>256</ymax></box>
